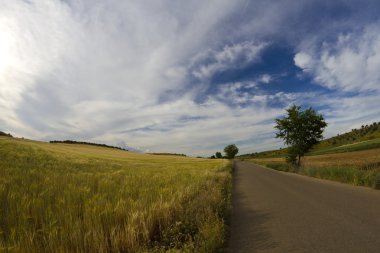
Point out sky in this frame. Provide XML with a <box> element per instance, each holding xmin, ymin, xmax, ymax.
<box><xmin>1</xmin><ymin>0</ymin><xmax>380</xmax><ymax>156</ymax></box>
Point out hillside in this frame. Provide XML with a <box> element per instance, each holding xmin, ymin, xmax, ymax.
<box><xmin>239</xmin><ymin>121</ymin><xmax>380</xmax><ymax>158</ymax></box>
<box><xmin>50</xmin><ymin>140</ymin><xmax>128</xmax><ymax>151</ymax></box>
<box><xmin>313</xmin><ymin>121</ymin><xmax>380</xmax><ymax>150</ymax></box>
<box><xmin>0</xmin><ymin>131</ymin><xmax>13</xmax><ymax>137</ymax></box>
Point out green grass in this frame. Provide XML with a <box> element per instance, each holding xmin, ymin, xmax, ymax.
<box><xmin>0</xmin><ymin>137</ymin><xmax>232</xmax><ymax>252</ymax></box>
<box><xmin>308</xmin><ymin>138</ymin><xmax>380</xmax><ymax>155</ymax></box>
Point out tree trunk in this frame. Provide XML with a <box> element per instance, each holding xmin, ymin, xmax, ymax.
<box><xmin>297</xmin><ymin>155</ymin><xmax>301</xmax><ymax>167</ymax></box>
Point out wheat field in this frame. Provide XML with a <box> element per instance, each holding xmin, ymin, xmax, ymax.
<box><xmin>0</xmin><ymin>137</ymin><xmax>231</xmax><ymax>253</ymax></box>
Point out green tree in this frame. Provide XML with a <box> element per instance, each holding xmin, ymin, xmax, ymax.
<box><xmin>215</xmin><ymin>152</ymin><xmax>222</xmax><ymax>159</ymax></box>
<box><xmin>275</xmin><ymin>105</ymin><xmax>327</xmax><ymax>166</ymax></box>
<box><xmin>224</xmin><ymin>144</ymin><xmax>239</xmax><ymax>159</ymax></box>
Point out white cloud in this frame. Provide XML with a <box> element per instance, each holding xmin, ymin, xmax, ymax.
<box><xmin>192</xmin><ymin>41</ymin><xmax>267</xmax><ymax>79</ymax></box>
<box><xmin>294</xmin><ymin>52</ymin><xmax>313</xmax><ymax>70</ymax></box>
<box><xmin>292</xmin><ymin>24</ymin><xmax>380</xmax><ymax>140</ymax></box>
<box><xmin>214</xmin><ymin>78</ymin><xmax>301</xmax><ymax>107</ymax></box>
<box><xmin>259</xmin><ymin>74</ymin><xmax>272</xmax><ymax>84</ymax></box>
<box><xmin>295</xmin><ymin>25</ymin><xmax>380</xmax><ymax>92</ymax></box>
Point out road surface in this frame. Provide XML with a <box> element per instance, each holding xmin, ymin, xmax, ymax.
<box><xmin>227</xmin><ymin>161</ymin><xmax>380</xmax><ymax>253</ymax></box>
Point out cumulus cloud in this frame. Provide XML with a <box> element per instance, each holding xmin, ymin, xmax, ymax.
<box><xmin>294</xmin><ymin>52</ymin><xmax>313</xmax><ymax>70</ymax></box>
<box><xmin>295</xmin><ymin>25</ymin><xmax>380</xmax><ymax>92</ymax></box>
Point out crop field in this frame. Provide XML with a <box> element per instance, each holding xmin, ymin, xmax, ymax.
<box><xmin>244</xmin><ymin>148</ymin><xmax>380</xmax><ymax>188</ymax></box>
<box><xmin>0</xmin><ymin>137</ymin><xmax>231</xmax><ymax>253</ymax></box>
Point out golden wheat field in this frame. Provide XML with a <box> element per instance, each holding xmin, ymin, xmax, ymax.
<box><xmin>0</xmin><ymin>137</ymin><xmax>231</xmax><ymax>253</ymax></box>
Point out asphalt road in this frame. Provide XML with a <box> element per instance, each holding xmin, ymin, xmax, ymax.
<box><xmin>227</xmin><ymin>161</ymin><xmax>380</xmax><ymax>253</ymax></box>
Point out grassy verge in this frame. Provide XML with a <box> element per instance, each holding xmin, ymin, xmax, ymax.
<box><xmin>0</xmin><ymin>137</ymin><xmax>232</xmax><ymax>252</ymax></box>
<box><xmin>243</xmin><ymin>149</ymin><xmax>380</xmax><ymax>189</ymax></box>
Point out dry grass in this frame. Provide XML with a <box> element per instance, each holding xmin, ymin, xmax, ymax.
<box><xmin>0</xmin><ymin>137</ymin><xmax>232</xmax><ymax>252</ymax></box>
<box><xmin>303</xmin><ymin>149</ymin><xmax>380</xmax><ymax>170</ymax></box>
<box><xmin>250</xmin><ymin>149</ymin><xmax>380</xmax><ymax>170</ymax></box>
<box><xmin>244</xmin><ymin>148</ymin><xmax>380</xmax><ymax>188</ymax></box>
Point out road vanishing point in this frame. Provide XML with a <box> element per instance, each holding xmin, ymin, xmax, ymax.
<box><xmin>227</xmin><ymin>161</ymin><xmax>380</xmax><ymax>253</ymax></box>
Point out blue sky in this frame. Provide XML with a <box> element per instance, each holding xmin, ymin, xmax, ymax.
<box><xmin>1</xmin><ymin>0</ymin><xmax>380</xmax><ymax>156</ymax></box>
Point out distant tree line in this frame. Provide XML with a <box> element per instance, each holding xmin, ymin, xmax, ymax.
<box><xmin>0</xmin><ymin>131</ymin><xmax>13</xmax><ymax>137</ymax></box>
<box><xmin>50</xmin><ymin>140</ymin><xmax>128</xmax><ymax>151</ymax></box>
<box><xmin>149</xmin><ymin>153</ymin><xmax>186</xmax><ymax>157</ymax></box>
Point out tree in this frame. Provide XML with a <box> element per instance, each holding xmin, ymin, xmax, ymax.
<box><xmin>215</xmin><ymin>152</ymin><xmax>223</xmax><ymax>159</ymax></box>
<box><xmin>224</xmin><ymin>144</ymin><xmax>239</xmax><ymax>159</ymax></box>
<box><xmin>275</xmin><ymin>105</ymin><xmax>327</xmax><ymax>166</ymax></box>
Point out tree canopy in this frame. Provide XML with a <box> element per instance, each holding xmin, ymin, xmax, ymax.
<box><xmin>275</xmin><ymin>105</ymin><xmax>327</xmax><ymax>166</ymax></box>
<box><xmin>224</xmin><ymin>144</ymin><xmax>239</xmax><ymax>159</ymax></box>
